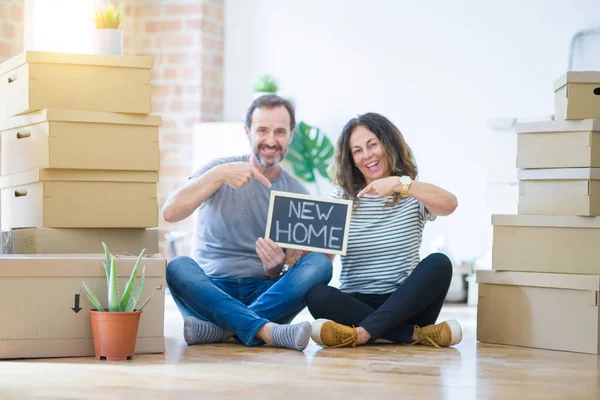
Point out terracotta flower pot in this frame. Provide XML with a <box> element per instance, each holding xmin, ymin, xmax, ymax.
<box><xmin>90</xmin><ymin>310</ymin><xmax>141</xmax><ymax>361</ymax></box>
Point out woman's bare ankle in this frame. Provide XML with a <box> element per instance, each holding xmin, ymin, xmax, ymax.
<box><xmin>256</xmin><ymin>322</ymin><xmax>274</xmax><ymax>344</ymax></box>
<box><xmin>356</xmin><ymin>327</ymin><xmax>371</xmax><ymax>345</ymax></box>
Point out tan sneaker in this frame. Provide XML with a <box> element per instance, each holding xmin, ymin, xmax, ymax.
<box><xmin>411</xmin><ymin>320</ymin><xmax>462</xmax><ymax>348</ymax></box>
<box><xmin>311</xmin><ymin>319</ymin><xmax>358</xmax><ymax>348</ymax></box>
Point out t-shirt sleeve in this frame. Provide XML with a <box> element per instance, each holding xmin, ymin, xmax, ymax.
<box><xmin>419</xmin><ymin>201</ymin><xmax>437</xmax><ymax>222</ymax></box>
<box><xmin>189</xmin><ymin>158</ymin><xmax>225</xmax><ymax>180</ymax></box>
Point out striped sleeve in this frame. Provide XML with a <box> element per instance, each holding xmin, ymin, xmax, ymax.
<box><xmin>419</xmin><ymin>201</ymin><xmax>437</xmax><ymax>222</ymax></box>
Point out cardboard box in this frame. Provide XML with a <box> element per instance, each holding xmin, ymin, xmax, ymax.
<box><xmin>515</xmin><ymin>119</ymin><xmax>600</xmax><ymax>169</ymax></box>
<box><xmin>0</xmin><ymin>51</ymin><xmax>152</xmax><ymax>119</ymax></box>
<box><xmin>477</xmin><ymin>270</ymin><xmax>600</xmax><ymax>354</ymax></box>
<box><xmin>1</xmin><ymin>227</ymin><xmax>159</xmax><ymax>255</ymax></box>
<box><xmin>0</xmin><ymin>169</ymin><xmax>158</xmax><ymax>229</ymax></box>
<box><xmin>0</xmin><ymin>109</ymin><xmax>161</xmax><ymax>176</ymax></box>
<box><xmin>518</xmin><ymin>167</ymin><xmax>600</xmax><ymax>216</ymax></box>
<box><xmin>492</xmin><ymin>214</ymin><xmax>600</xmax><ymax>274</ymax></box>
<box><xmin>554</xmin><ymin>71</ymin><xmax>600</xmax><ymax>120</ymax></box>
<box><xmin>0</xmin><ymin>253</ymin><xmax>166</xmax><ymax>359</ymax></box>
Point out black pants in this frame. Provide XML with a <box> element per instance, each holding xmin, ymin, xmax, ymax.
<box><xmin>306</xmin><ymin>252</ymin><xmax>453</xmax><ymax>344</ymax></box>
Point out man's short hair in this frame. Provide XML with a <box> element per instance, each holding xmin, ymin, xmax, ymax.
<box><xmin>244</xmin><ymin>94</ymin><xmax>296</xmax><ymax>132</ymax></box>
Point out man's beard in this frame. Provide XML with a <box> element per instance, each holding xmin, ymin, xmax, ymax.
<box><xmin>253</xmin><ymin>143</ymin><xmax>286</xmax><ymax>168</ymax></box>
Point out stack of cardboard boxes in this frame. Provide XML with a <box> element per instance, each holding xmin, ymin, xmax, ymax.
<box><xmin>0</xmin><ymin>51</ymin><xmax>166</xmax><ymax>359</ymax></box>
<box><xmin>478</xmin><ymin>71</ymin><xmax>600</xmax><ymax>354</ymax></box>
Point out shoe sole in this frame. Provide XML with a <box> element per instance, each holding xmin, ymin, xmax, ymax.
<box><xmin>311</xmin><ymin>318</ymin><xmax>332</xmax><ymax>346</ymax></box>
<box><xmin>446</xmin><ymin>319</ymin><xmax>463</xmax><ymax>346</ymax></box>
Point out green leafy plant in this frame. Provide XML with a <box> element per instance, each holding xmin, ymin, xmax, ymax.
<box><xmin>92</xmin><ymin>3</ymin><xmax>124</xmax><ymax>29</ymax></box>
<box><xmin>251</xmin><ymin>73</ymin><xmax>279</xmax><ymax>93</ymax></box>
<box><xmin>83</xmin><ymin>243</ymin><xmax>155</xmax><ymax>312</ymax></box>
<box><xmin>284</xmin><ymin>121</ymin><xmax>335</xmax><ymax>195</ymax></box>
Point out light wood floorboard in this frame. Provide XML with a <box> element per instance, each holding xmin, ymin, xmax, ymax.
<box><xmin>1</xmin><ymin>294</ymin><xmax>599</xmax><ymax>399</ymax></box>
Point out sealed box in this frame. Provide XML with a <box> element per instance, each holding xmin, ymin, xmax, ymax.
<box><xmin>0</xmin><ymin>169</ymin><xmax>158</xmax><ymax>229</ymax></box>
<box><xmin>0</xmin><ymin>51</ymin><xmax>152</xmax><ymax>119</ymax></box>
<box><xmin>492</xmin><ymin>214</ymin><xmax>600</xmax><ymax>274</ymax></box>
<box><xmin>0</xmin><ymin>109</ymin><xmax>161</xmax><ymax>175</ymax></box>
<box><xmin>518</xmin><ymin>167</ymin><xmax>600</xmax><ymax>216</ymax></box>
<box><xmin>1</xmin><ymin>227</ymin><xmax>159</xmax><ymax>255</ymax></box>
<box><xmin>554</xmin><ymin>71</ymin><xmax>600</xmax><ymax>120</ymax></box>
<box><xmin>477</xmin><ymin>270</ymin><xmax>600</xmax><ymax>354</ymax></box>
<box><xmin>0</xmin><ymin>253</ymin><xmax>166</xmax><ymax>359</ymax></box>
<box><xmin>515</xmin><ymin>119</ymin><xmax>600</xmax><ymax>169</ymax></box>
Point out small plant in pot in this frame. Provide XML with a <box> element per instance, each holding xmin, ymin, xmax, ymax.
<box><xmin>83</xmin><ymin>243</ymin><xmax>155</xmax><ymax>361</ymax></box>
<box><xmin>251</xmin><ymin>73</ymin><xmax>279</xmax><ymax>99</ymax></box>
<box><xmin>91</xmin><ymin>2</ymin><xmax>124</xmax><ymax>56</ymax></box>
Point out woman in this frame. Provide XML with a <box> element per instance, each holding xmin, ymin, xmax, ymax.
<box><xmin>306</xmin><ymin>112</ymin><xmax>461</xmax><ymax>348</ymax></box>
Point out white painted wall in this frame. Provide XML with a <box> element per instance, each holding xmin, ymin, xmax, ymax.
<box><xmin>222</xmin><ymin>0</ymin><xmax>600</xmax><ymax>265</ymax></box>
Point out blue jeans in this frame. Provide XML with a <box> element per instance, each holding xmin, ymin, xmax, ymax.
<box><xmin>166</xmin><ymin>252</ymin><xmax>333</xmax><ymax>346</ymax></box>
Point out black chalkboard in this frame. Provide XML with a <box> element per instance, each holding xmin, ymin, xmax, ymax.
<box><xmin>265</xmin><ymin>191</ymin><xmax>353</xmax><ymax>255</ymax></box>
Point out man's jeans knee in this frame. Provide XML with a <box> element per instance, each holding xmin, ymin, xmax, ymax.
<box><xmin>248</xmin><ymin>252</ymin><xmax>333</xmax><ymax>323</ymax></box>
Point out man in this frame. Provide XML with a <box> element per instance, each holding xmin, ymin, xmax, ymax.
<box><xmin>162</xmin><ymin>94</ymin><xmax>333</xmax><ymax>351</ymax></box>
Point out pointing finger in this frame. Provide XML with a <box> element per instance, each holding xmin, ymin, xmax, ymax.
<box><xmin>357</xmin><ymin>183</ymin><xmax>373</xmax><ymax>198</ymax></box>
<box><xmin>251</xmin><ymin>167</ymin><xmax>272</xmax><ymax>188</ymax></box>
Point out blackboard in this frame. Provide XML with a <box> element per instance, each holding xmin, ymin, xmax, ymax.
<box><xmin>265</xmin><ymin>190</ymin><xmax>353</xmax><ymax>255</ymax></box>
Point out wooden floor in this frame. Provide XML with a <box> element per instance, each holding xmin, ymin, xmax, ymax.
<box><xmin>1</xmin><ymin>294</ymin><xmax>599</xmax><ymax>400</ymax></box>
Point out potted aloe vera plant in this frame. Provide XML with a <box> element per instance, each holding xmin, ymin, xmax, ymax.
<box><xmin>83</xmin><ymin>243</ymin><xmax>156</xmax><ymax>361</ymax></box>
<box><xmin>91</xmin><ymin>2</ymin><xmax>124</xmax><ymax>56</ymax></box>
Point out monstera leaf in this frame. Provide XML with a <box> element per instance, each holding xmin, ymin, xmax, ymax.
<box><xmin>285</xmin><ymin>121</ymin><xmax>334</xmax><ymax>188</ymax></box>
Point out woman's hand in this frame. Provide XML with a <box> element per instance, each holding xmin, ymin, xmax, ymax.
<box><xmin>286</xmin><ymin>249</ymin><xmax>310</xmax><ymax>266</ymax></box>
<box><xmin>357</xmin><ymin>176</ymin><xmax>400</xmax><ymax>198</ymax></box>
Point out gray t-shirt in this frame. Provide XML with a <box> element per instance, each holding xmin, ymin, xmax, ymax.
<box><xmin>191</xmin><ymin>154</ymin><xmax>309</xmax><ymax>280</ymax></box>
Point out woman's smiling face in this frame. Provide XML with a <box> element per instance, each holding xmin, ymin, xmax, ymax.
<box><xmin>349</xmin><ymin>125</ymin><xmax>391</xmax><ymax>185</ymax></box>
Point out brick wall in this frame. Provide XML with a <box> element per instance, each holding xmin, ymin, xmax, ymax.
<box><xmin>118</xmin><ymin>0</ymin><xmax>225</xmax><ymax>258</ymax></box>
<box><xmin>0</xmin><ymin>0</ymin><xmax>23</xmax><ymax>62</ymax></box>
<box><xmin>0</xmin><ymin>0</ymin><xmax>221</xmax><ymax>258</ymax></box>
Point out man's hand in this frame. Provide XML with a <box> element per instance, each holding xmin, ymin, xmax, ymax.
<box><xmin>220</xmin><ymin>162</ymin><xmax>271</xmax><ymax>189</ymax></box>
<box><xmin>357</xmin><ymin>176</ymin><xmax>401</xmax><ymax>198</ymax></box>
<box><xmin>256</xmin><ymin>238</ymin><xmax>286</xmax><ymax>277</ymax></box>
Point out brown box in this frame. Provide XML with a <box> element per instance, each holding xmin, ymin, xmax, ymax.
<box><xmin>515</xmin><ymin>119</ymin><xmax>600</xmax><ymax>169</ymax></box>
<box><xmin>0</xmin><ymin>109</ymin><xmax>161</xmax><ymax>176</ymax></box>
<box><xmin>518</xmin><ymin>167</ymin><xmax>600</xmax><ymax>216</ymax></box>
<box><xmin>0</xmin><ymin>253</ymin><xmax>166</xmax><ymax>359</ymax></box>
<box><xmin>492</xmin><ymin>214</ymin><xmax>600</xmax><ymax>274</ymax></box>
<box><xmin>477</xmin><ymin>270</ymin><xmax>600</xmax><ymax>354</ymax></box>
<box><xmin>1</xmin><ymin>227</ymin><xmax>159</xmax><ymax>255</ymax></box>
<box><xmin>554</xmin><ymin>71</ymin><xmax>600</xmax><ymax>120</ymax></box>
<box><xmin>0</xmin><ymin>51</ymin><xmax>152</xmax><ymax>119</ymax></box>
<box><xmin>0</xmin><ymin>169</ymin><xmax>158</xmax><ymax>229</ymax></box>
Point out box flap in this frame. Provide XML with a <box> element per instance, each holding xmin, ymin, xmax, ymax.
<box><xmin>518</xmin><ymin>167</ymin><xmax>600</xmax><ymax>181</ymax></box>
<box><xmin>0</xmin><ymin>254</ymin><xmax>166</xmax><ymax>277</ymax></box>
<box><xmin>0</xmin><ymin>109</ymin><xmax>162</xmax><ymax>132</ymax></box>
<box><xmin>554</xmin><ymin>71</ymin><xmax>600</xmax><ymax>91</ymax></box>
<box><xmin>0</xmin><ymin>169</ymin><xmax>159</xmax><ymax>188</ymax></box>
<box><xmin>492</xmin><ymin>213</ymin><xmax>600</xmax><ymax>228</ymax></box>
<box><xmin>515</xmin><ymin>119</ymin><xmax>600</xmax><ymax>134</ymax></box>
<box><xmin>0</xmin><ymin>51</ymin><xmax>152</xmax><ymax>76</ymax></box>
<box><xmin>476</xmin><ymin>270</ymin><xmax>600</xmax><ymax>291</ymax></box>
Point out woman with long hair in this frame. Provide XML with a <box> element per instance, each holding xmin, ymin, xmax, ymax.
<box><xmin>307</xmin><ymin>112</ymin><xmax>462</xmax><ymax>348</ymax></box>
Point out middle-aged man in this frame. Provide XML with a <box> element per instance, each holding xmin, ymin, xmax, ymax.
<box><xmin>162</xmin><ymin>94</ymin><xmax>333</xmax><ymax>351</ymax></box>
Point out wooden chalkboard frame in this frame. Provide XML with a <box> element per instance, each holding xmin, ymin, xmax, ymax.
<box><xmin>265</xmin><ymin>190</ymin><xmax>353</xmax><ymax>255</ymax></box>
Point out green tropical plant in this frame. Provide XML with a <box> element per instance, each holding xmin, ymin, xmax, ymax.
<box><xmin>92</xmin><ymin>3</ymin><xmax>124</xmax><ymax>29</ymax></box>
<box><xmin>251</xmin><ymin>73</ymin><xmax>279</xmax><ymax>93</ymax></box>
<box><xmin>284</xmin><ymin>121</ymin><xmax>335</xmax><ymax>195</ymax></box>
<box><xmin>83</xmin><ymin>243</ymin><xmax>155</xmax><ymax>312</ymax></box>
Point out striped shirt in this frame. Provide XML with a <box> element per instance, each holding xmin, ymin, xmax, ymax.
<box><xmin>332</xmin><ymin>187</ymin><xmax>436</xmax><ymax>294</ymax></box>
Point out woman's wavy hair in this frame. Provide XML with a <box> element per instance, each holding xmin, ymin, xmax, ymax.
<box><xmin>329</xmin><ymin>113</ymin><xmax>418</xmax><ymax>209</ymax></box>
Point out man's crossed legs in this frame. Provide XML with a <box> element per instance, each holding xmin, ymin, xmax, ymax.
<box><xmin>166</xmin><ymin>252</ymin><xmax>332</xmax><ymax>351</ymax></box>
